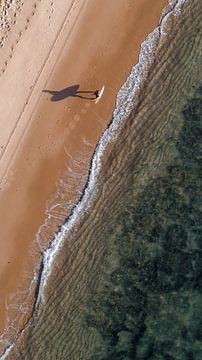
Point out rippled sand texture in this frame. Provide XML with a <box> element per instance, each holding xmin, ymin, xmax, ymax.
<box><xmin>5</xmin><ymin>0</ymin><xmax>202</xmax><ymax>359</ymax></box>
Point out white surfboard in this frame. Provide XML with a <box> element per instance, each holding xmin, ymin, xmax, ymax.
<box><xmin>95</xmin><ymin>85</ymin><xmax>105</xmax><ymax>104</ymax></box>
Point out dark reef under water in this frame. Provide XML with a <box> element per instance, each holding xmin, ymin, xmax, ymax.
<box><xmin>84</xmin><ymin>86</ymin><xmax>202</xmax><ymax>360</ymax></box>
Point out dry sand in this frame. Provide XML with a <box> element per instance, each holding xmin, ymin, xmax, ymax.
<box><xmin>0</xmin><ymin>0</ymin><xmax>167</xmax><ymax>347</ymax></box>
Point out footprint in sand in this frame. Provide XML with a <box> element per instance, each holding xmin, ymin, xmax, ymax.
<box><xmin>81</xmin><ymin>108</ymin><xmax>87</xmax><ymax>114</ymax></box>
<box><xmin>74</xmin><ymin>114</ymin><xmax>80</xmax><ymax>122</ymax></box>
<box><xmin>69</xmin><ymin>122</ymin><xmax>76</xmax><ymax>130</ymax></box>
<box><xmin>85</xmin><ymin>103</ymin><xmax>90</xmax><ymax>109</ymax></box>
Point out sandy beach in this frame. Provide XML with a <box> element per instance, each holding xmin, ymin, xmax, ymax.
<box><xmin>0</xmin><ymin>0</ymin><xmax>168</xmax><ymax>353</ymax></box>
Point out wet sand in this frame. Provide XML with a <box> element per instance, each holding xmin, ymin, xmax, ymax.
<box><xmin>5</xmin><ymin>0</ymin><xmax>201</xmax><ymax>357</ymax></box>
<box><xmin>0</xmin><ymin>0</ymin><xmax>167</xmax><ymax>352</ymax></box>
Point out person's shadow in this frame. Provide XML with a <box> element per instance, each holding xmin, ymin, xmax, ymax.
<box><xmin>42</xmin><ymin>84</ymin><xmax>96</xmax><ymax>101</ymax></box>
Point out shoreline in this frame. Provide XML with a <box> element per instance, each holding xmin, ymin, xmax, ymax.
<box><xmin>39</xmin><ymin>2</ymin><xmax>174</xmax><ymax>301</ymax></box>
<box><xmin>7</xmin><ymin>0</ymin><xmax>202</xmax><ymax>355</ymax></box>
<box><xmin>0</xmin><ymin>0</ymin><xmax>167</xmax><ymax>356</ymax></box>
<box><xmin>39</xmin><ymin>0</ymin><xmax>190</xmax><ymax>302</ymax></box>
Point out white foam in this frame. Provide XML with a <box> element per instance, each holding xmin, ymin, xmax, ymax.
<box><xmin>37</xmin><ymin>0</ymin><xmax>188</xmax><ymax>300</ymax></box>
<box><xmin>0</xmin><ymin>0</ymin><xmax>188</xmax><ymax>358</ymax></box>
<box><xmin>37</xmin><ymin>0</ymin><xmax>188</xmax><ymax>303</ymax></box>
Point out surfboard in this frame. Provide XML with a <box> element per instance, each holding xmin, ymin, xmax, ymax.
<box><xmin>95</xmin><ymin>85</ymin><xmax>105</xmax><ymax>104</ymax></box>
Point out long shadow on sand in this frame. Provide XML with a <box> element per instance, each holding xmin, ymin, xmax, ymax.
<box><xmin>43</xmin><ymin>84</ymin><xmax>96</xmax><ymax>101</ymax></box>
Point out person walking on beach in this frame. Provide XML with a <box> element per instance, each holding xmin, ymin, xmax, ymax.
<box><xmin>94</xmin><ymin>90</ymin><xmax>100</xmax><ymax>99</ymax></box>
<box><xmin>43</xmin><ymin>85</ymin><xmax>104</xmax><ymax>102</ymax></box>
<box><xmin>94</xmin><ymin>86</ymin><xmax>105</xmax><ymax>103</ymax></box>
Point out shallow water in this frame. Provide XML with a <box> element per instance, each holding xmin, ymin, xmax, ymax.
<box><xmin>3</xmin><ymin>0</ymin><xmax>202</xmax><ymax>358</ymax></box>
<box><xmin>84</xmin><ymin>85</ymin><xmax>202</xmax><ymax>359</ymax></box>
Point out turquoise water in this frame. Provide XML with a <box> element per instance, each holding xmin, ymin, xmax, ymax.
<box><xmin>84</xmin><ymin>86</ymin><xmax>202</xmax><ymax>359</ymax></box>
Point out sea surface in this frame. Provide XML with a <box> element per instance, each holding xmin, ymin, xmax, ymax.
<box><xmin>2</xmin><ymin>0</ymin><xmax>202</xmax><ymax>358</ymax></box>
<box><xmin>84</xmin><ymin>85</ymin><xmax>202</xmax><ymax>359</ymax></box>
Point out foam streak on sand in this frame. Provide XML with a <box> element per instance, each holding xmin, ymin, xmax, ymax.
<box><xmin>1</xmin><ymin>0</ymin><xmax>199</xmax><ymax>357</ymax></box>
<box><xmin>10</xmin><ymin>0</ymin><xmax>200</xmax><ymax>354</ymax></box>
<box><xmin>38</xmin><ymin>0</ymin><xmax>188</xmax><ymax>302</ymax></box>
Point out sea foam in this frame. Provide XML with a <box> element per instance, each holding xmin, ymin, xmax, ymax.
<box><xmin>0</xmin><ymin>0</ymin><xmax>188</xmax><ymax>358</ymax></box>
<box><xmin>37</xmin><ymin>0</ymin><xmax>186</xmax><ymax>304</ymax></box>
